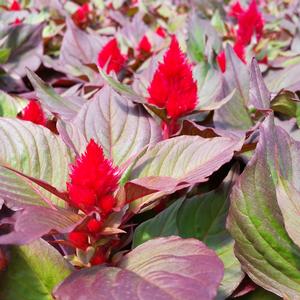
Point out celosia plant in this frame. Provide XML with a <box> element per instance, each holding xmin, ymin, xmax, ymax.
<box><xmin>1</xmin><ymin>0</ymin><xmax>300</xmax><ymax>299</ymax></box>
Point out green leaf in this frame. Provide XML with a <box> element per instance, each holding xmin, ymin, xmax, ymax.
<box><xmin>211</xmin><ymin>10</ymin><xmax>226</xmax><ymax>35</ymax></box>
<box><xmin>0</xmin><ymin>239</ymin><xmax>72</xmax><ymax>300</ymax></box>
<box><xmin>187</xmin><ymin>14</ymin><xmax>221</xmax><ymax>63</ymax></box>
<box><xmin>133</xmin><ymin>170</ymin><xmax>243</xmax><ymax>299</ymax></box>
<box><xmin>132</xmin><ymin>198</ymin><xmax>184</xmax><ymax>247</ymax></box>
<box><xmin>0</xmin><ymin>48</ymin><xmax>11</xmax><ymax>64</ymax></box>
<box><xmin>177</xmin><ymin>181</ymin><xmax>243</xmax><ymax>299</ymax></box>
<box><xmin>227</xmin><ymin>115</ymin><xmax>300</xmax><ymax>298</ymax></box>
<box><xmin>0</xmin><ymin>91</ymin><xmax>26</xmax><ymax>117</ymax></box>
<box><xmin>271</xmin><ymin>90</ymin><xmax>300</xmax><ymax>117</ymax></box>
<box><xmin>194</xmin><ymin>65</ymin><xmax>236</xmax><ymax>111</ymax></box>
<box><xmin>0</xmin><ymin>118</ymin><xmax>73</xmax><ymax>208</ymax></box>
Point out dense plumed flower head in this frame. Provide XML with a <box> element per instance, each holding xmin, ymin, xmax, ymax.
<box><xmin>72</xmin><ymin>3</ymin><xmax>90</xmax><ymax>25</ymax></box>
<box><xmin>67</xmin><ymin>139</ymin><xmax>120</xmax><ymax>214</ymax></box>
<box><xmin>228</xmin><ymin>1</ymin><xmax>244</xmax><ymax>18</ymax></box>
<box><xmin>236</xmin><ymin>0</ymin><xmax>264</xmax><ymax>45</ymax></box>
<box><xmin>97</xmin><ymin>38</ymin><xmax>126</xmax><ymax>74</ymax></box>
<box><xmin>147</xmin><ymin>35</ymin><xmax>198</xmax><ymax>119</ymax></box>
<box><xmin>9</xmin><ymin>0</ymin><xmax>21</xmax><ymax>10</ymax></box>
<box><xmin>19</xmin><ymin>100</ymin><xmax>46</xmax><ymax>126</ymax></box>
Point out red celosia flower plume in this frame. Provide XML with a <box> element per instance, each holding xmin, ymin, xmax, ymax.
<box><xmin>19</xmin><ymin>100</ymin><xmax>46</xmax><ymax>126</ymax></box>
<box><xmin>228</xmin><ymin>1</ymin><xmax>244</xmax><ymax>18</ymax></box>
<box><xmin>147</xmin><ymin>36</ymin><xmax>197</xmax><ymax>119</ymax></box>
<box><xmin>67</xmin><ymin>139</ymin><xmax>121</xmax><ymax>264</ymax></box>
<box><xmin>97</xmin><ymin>38</ymin><xmax>126</xmax><ymax>74</ymax></box>
<box><xmin>9</xmin><ymin>0</ymin><xmax>21</xmax><ymax>10</ymax></box>
<box><xmin>235</xmin><ymin>0</ymin><xmax>264</xmax><ymax>45</ymax></box>
<box><xmin>67</xmin><ymin>139</ymin><xmax>120</xmax><ymax>215</ymax></box>
<box><xmin>72</xmin><ymin>3</ymin><xmax>90</xmax><ymax>26</ymax></box>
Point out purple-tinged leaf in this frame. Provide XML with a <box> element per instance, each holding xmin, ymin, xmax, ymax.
<box><xmin>249</xmin><ymin>59</ymin><xmax>271</xmax><ymax>110</ymax></box>
<box><xmin>179</xmin><ymin>120</ymin><xmax>243</xmax><ymax>140</ymax></box>
<box><xmin>227</xmin><ymin>115</ymin><xmax>300</xmax><ymax>298</ymax></box>
<box><xmin>194</xmin><ymin>65</ymin><xmax>235</xmax><ymax>111</ymax></box>
<box><xmin>120</xmin><ymin>13</ymin><xmax>148</xmax><ymax>46</ymax></box>
<box><xmin>26</xmin><ymin>69</ymin><xmax>83</xmax><ymax>120</ymax></box>
<box><xmin>266</xmin><ymin>62</ymin><xmax>300</xmax><ymax>93</ymax></box>
<box><xmin>99</xmin><ymin>69</ymin><xmax>146</xmax><ymax>104</ymax></box>
<box><xmin>1</xmin><ymin>24</ymin><xmax>43</xmax><ymax>77</ymax></box>
<box><xmin>275</xmin><ymin>118</ymin><xmax>300</xmax><ymax>141</ymax></box>
<box><xmin>54</xmin><ymin>236</ymin><xmax>224</xmax><ymax>300</ymax></box>
<box><xmin>214</xmin><ymin>45</ymin><xmax>252</xmax><ymax>130</ymax></box>
<box><xmin>276</xmin><ymin>179</ymin><xmax>300</xmax><ymax>248</ymax></box>
<box><xmin>127</xmin><ymin>135</ymin><xmax>243</xmax><ymax>211</ymax></box>
<box><xmin>60</xmin><ymin>19</ymin><xmax>106</xmax><ymax>67</ymax></box>
<box><xmin>0</xmin><ymin>239</ymin><xmax>72</xmax><ymax>300</ymax></box>
<box><xmin>0</xmin><ymin>118</ymin><xmax>72</xmax><ymax>208</ymax></box>
<box><xmin>0</xmin><ymin>205</ymin><xmax>82</xmax><ymax>245</ymax></box>
<box><xmin>187</xmin><ymin>13</ymin><xmax>221</xmax><ymax>64</ymax></box>
<box><xmin>63</xmin><ymin>85</ymin><xmax>162</xmax><ymax>165</ymax></box>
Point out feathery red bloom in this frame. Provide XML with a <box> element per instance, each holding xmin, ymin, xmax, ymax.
<box><xmin>67</xmin><ymin>139</ymin><xmax>120</xmax><ymax>214</ymax></box>
<box><xmin>68</xmin><ymin>231</ymin><xmax>89</xmax><ymax>250</ymax></box>
<box><xmin>72</xmin><ymin>3</ymin><xmax>90</xmax><ymax>26</ymax></box>
<box><xmin>19</xmin><ymin>100</ymin><xmax>46</xmax><ymax>126</ymax></box>
<box><xmin>9</xmin><ymin>0</ymin><xmax>21</xmax><ymax>10</ymax></box>
<box><xmin>217</xmin><ymin>41</ymin><xmax>246</xmax><ymax>73</ymax></box>
<box><xmin>236</xmin><ymin>0</ymin><xmax>264</xmax><ymax>45</ymax></box>
<box><xmin>87</xmin><ymin>218</ymin><xmax>104</xmax><ymax>233</ymax></box>
<box><xmin>228</xmin><ymin>1</ymin><xmax>244</xmax><ymax>18</ymax></box>
<box><xmin>97</xmin><ymin>38</ymin><xmax>126</xmax><ymax>74</ymax></box>
<box><xmin>147</xmin><ymin>36</ymin><xmax>197</xmax><ymax>119</ymax></box>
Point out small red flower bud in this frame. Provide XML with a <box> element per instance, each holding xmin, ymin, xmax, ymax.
<box><xmin>68</xmin><ymin>231</ymin><xmax>89</xmax><ymax>250</ymax></box>
<box><xmin>156</xmin><ymin>26</ymin><xmax>167</xmax><ymax>38</ymax></box>
<box><xmin>72</xmin><ymin>3</ymin><xmax>90</xmax><ymax>26</ymax></box>
<box><xmin>19</xmin><ymin>100</ymin><xmax>46</xmax><ymax>126</ymax></box>
<box><xmin>138</xmin><ymin>35</ymin><xmax>152</xmax><ymax>54</ymax></box>
<box><xmin>90</xmin><ymin>248</ymin><xmax>106</xmax><ymax>265</ymax></box>
<box><xmin>97</xmin><ymin>39</ymin><xmax>126</xmax><ymax>74</ymax></box>
<box><xmin>87</xmin><ymin>218</ymin><xmax>104</xmax><ymax>233</ymax></box>
<box><xmin>9</xmin><ymin>0</ymin><xmax>21</xmax><ymax>11</ymax></box>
